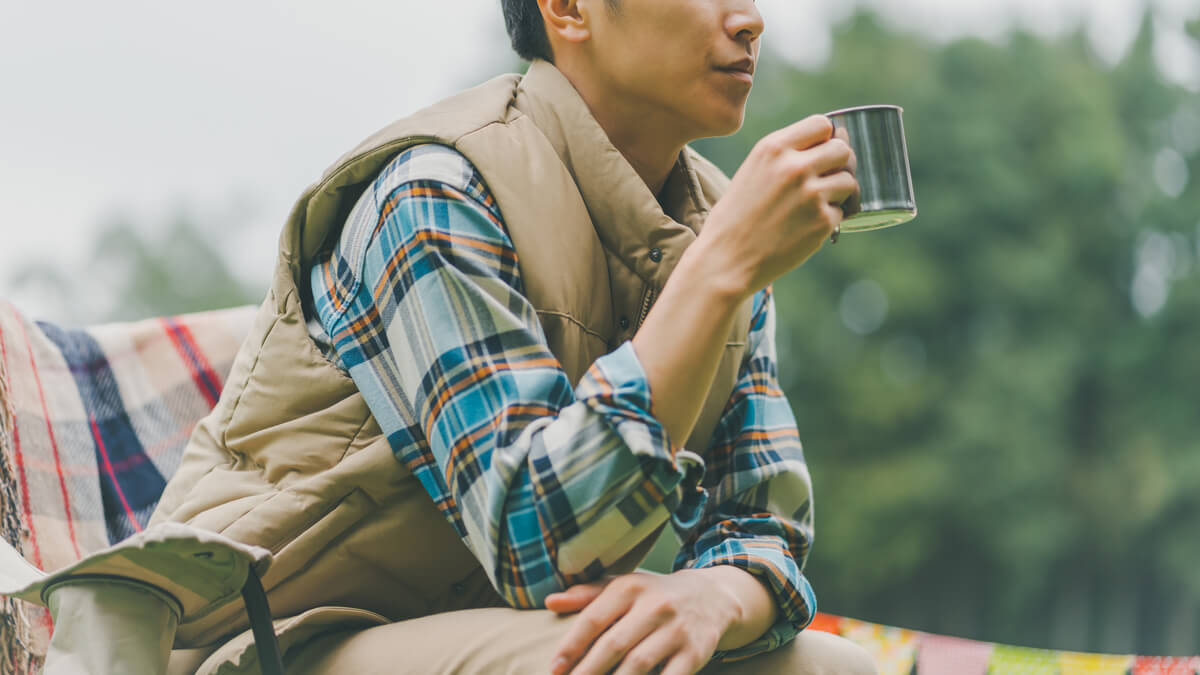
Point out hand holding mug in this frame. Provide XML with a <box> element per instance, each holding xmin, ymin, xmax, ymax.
<box><xmin>699</xmin><ymin>114</ymin><xmax>860</xmax><ymax>296</ymax></box>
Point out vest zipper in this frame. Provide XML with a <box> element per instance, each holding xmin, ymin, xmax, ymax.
<box><xmin>635</xmin><ymin>286</ymin><xmax>657</xmax><ymax>330</ymax></box>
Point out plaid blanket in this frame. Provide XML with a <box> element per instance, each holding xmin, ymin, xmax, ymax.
<box><xmin>1</xmin><ymin>299</ymin><xmax>1198</xmax><ymax>674</ymax></box>
<box><xmin>0</xmin><ymin>300</ymin><xmax>256</xmax><ymax>673</ymax></box>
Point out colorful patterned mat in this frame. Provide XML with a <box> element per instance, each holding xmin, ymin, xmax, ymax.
<box><xmin>809</xmin><ymin>612</ymin><xmax>1199</xmax><ymax>674</ymax></box>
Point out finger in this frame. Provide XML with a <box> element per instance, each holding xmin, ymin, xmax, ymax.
<box><xmin>773</xmin><ymin>114</ymin><xmax>834</xmax><ymax>151</ymax></box>
<box><xmin>825</xmin><ymin>205</ymin><xmax>845</xmax><ymax>243</ymax></box>
<box><xmin>798</xmin><ymin>137</ymin><xmax>853</xmax><ymax>178</ymax></box>
<box><xmin>551</xmin><ymin>585</ymin><xmax>637</xmax><ymax>675</ymax></box>
<box><xmin>658</xmin><ymin>646</ymin><xmax>710</xmax><ymax>675</ymax></box>
<box><xmin>816</xmin><ymin>169</ymin><xmax>860</xmax><ymax>207</ymax></box>
<box><xmin>834</xmin><ymin>127</ymin><xmax>858</xmax><ymax>177</ymax></box>
<box><xmin>612</xmin><ymin>626</ymin><xmax>685</xmax><ymax>675</ymax></box>
<box><xmin>546</xmin><ymin>582</ymin><xmax>608</xmax><ymax>615</ymax></box>
<box><xmin>842</xmin><ymin>184</ymin><xmax>863</xmax><ymax>218</ymax></box>
<box><xmin>572</xmin><ymin>600</ymin><xmax>677</xmax><ymax>675</ymax></box>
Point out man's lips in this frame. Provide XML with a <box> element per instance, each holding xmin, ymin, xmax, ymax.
<box><xmin>716</xmin><ymin>58</ymin><xmax>755</xmax><ymax>83</ymax></box>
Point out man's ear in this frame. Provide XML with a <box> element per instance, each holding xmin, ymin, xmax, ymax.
<box><xmin>539</xmin><ymin>0</ymin><xmax>592</xmax><ymax>45</ymax></box>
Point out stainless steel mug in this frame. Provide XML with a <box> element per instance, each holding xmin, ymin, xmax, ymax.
<box><xmin>826</xmin><ymin>104</ymin><xmax>917</xmax><ymax>233</ymax></box>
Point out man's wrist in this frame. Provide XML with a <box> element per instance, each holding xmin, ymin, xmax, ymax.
<box><xmin>675</xmin><ymin>236</ymin><xmax>754</xmax><ymax>309</ymax></box>
<box><xmin>692</xmin><ymin>565</ymin><xmax>779</xmax><ymax>652</ymax></box>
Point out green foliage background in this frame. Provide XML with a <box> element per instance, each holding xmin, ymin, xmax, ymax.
<box><xmin>8</xmin><ymin>8</ymin><xmax>1198</xmax><ymax>657</ymax></box>
<box><xmin>692</xmin><ymin>12</ymin><xmax>1199</xmax><ymax>655</ymax></box>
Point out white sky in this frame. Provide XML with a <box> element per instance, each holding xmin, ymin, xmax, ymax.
<box><xmin>2</xmin><ymin>0</ymin><xmax>1198</xmax><ymax>321</ymax></box>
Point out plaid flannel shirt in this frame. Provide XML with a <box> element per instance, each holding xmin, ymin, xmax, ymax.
<box><xmin>309</xmin><ymin>144</ymin><xmax>816</xmax><ymax>659</ymax></box>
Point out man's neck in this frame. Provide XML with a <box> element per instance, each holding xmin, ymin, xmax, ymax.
<box><xmin>555</xmin><ymin>64</ymin><xmax>688</xmax><ymax>198</ymax></box>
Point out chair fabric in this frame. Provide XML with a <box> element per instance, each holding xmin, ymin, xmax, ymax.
<box><xmin>0</xmin><ymin>301</ymin><xmax>256</xmax><ymax>673</ymax></box>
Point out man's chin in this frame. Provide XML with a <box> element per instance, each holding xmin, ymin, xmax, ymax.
<box><xmin>699</xmin><ymin>111</ymin><xmax>747</xmax><ymax>140</ymax></box>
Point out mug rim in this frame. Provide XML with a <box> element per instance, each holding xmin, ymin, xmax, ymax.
<box><xmin>826</xmin><ymin>104</ymin><xmax>904</xmax><ymax>117</ymax></box>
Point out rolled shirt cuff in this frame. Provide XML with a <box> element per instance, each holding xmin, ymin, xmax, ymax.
<box><xmin>574</xmin><ymin>341</ymin><xmax>709</xmax><ymax>529</ymax></box>
<box><xmin>686</xmin><ymin>542</ymin><xmax>817</xmax><ymax>662</ymax></box>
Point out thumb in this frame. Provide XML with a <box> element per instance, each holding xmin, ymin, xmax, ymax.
<box><xmin>544</xmin><ymin>582</ymin><xmax>607</xmax><ymax>614</ymax></box>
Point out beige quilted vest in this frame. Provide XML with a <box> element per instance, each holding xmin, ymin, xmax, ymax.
<box><xmin>150</xmin><ymin>60</ymin><xmax>752</xmax><ymax>653</ymax></box>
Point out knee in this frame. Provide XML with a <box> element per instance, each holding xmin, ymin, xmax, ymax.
<box><xmin>708</xmin><ymin>630</ymin><xmax>878</xmax><ymax>675</ymax></box>
<box><xmin>819</xmin><ymin>634</ymin><xmax>878</xmax><ymax>675</ymax></box>
<box><xmin>789</xmin><ymin>631</ymin><xmax>878</xmax><ymax>675</ymax></box>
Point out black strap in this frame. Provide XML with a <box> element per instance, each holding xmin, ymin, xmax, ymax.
<box><xmin>241</xmin><ymin>565</ymin><xmax>286</xmax><ymax>675</ymax></box>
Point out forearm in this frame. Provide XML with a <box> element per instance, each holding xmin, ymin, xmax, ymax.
<box><xmin>632</xmin><ymin>238</ymin><xmax>750</xmax><ymax>447</ymax></box>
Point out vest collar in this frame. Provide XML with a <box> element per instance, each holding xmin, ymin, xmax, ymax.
<box><xmin>515</xmin><ymin>60</ymin><xmax>711</xmax><ymax>288</ymax></box>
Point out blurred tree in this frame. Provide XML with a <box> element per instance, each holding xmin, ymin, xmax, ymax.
<box><xmin>692</xmin><ymin>11</ymin><xmax>1199</xmax><ymax>654</ymax></box>
<box><xmin>6</xmin><ymin>210</ymin><xmax>259</xmax><ymax>326</ymax></box>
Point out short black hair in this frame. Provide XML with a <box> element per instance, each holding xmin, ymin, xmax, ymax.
<box><xmin>500</xmin><ymin>0</ymin><xmax>618</xmax><ymax>64</ymax></box>
<box><xmin>501</xmin><ymin>0</ymin><xmax>555</xmax><ymax>63</ymax></box>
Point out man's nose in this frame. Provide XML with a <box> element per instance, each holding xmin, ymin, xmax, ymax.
<box><xmin>726</xmin><ymin>0</ymin><xmax>765</xmax><ymax>44</ymax></box>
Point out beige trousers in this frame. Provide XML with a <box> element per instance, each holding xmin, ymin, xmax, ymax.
<box><xmin>265</xmin><ymin>607</ymin><xmax>878</xmax><ymax>675</ymax></box>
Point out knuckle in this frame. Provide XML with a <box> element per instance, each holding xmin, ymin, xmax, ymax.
<box><xmin>599</xmin><ymin>634</ymin><xmax>626</xmax><ymax>653</ymax></box>
<box><xmin>757</xmin><ymin>134</ymin><xmax>788</xmax><ymax>158</ymax></box>
<box><xmin>671</xmin><ymin>624</ymin><xmax>694</xmax><ymax>644</ymax></box>
<box><xmin>557</xmin><ymin>641</ymin><xmax>582</xmax><ymax>662</ymax></box>
<box><xmin>615</xmin><ymin>575</ymin><xmax>644</xmax><ymax>593</ymax></box>
<box><xmin>812</xmin><ymin>114</ymin><xmax>834</xmax><ymax>136</ymax></box>
<box><xmin>576</xmin><ymin>615</ymin><xmax>604</xmax><ymax>634</ymax></box>
<box><xmin>797</xmin><ymin>183</ymin><xmax>819</xmax><ymax>205</ymax></box>
<box><xmin>627</xmin><ymin>651</ymin><xmax>658</xmax><ymax>670</ymax></box>
<box><xmin>785</xmin><ymin>158</ymin><xmax>813</xmax><ymax>184</ymax></box>
<box><xmin>647</xmin><ymin>597</ymin><xmax>677</xmax><ymax>618</ymax></box>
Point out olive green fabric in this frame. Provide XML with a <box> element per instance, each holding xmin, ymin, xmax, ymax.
<box><xmin>0</xmin><ymin>523</ymin><xmax>272</xmax><ymax>674</ymax></box>
<box><xmin>43</xmin><ymin>580</ymin><xmax>178</xmax><ymax>675</ymax></box>
<box><xmin>150</xmin><ymin>59</ymin><xmax>751</xmax><ymax>666</ymax></box>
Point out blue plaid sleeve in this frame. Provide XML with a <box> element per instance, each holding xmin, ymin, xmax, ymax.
<box><xmin>674</xmin><ymin>285</ymin><xmax>818</xmax><ymax>661</ymax></box>
<box><xmin>310</xmin><ymin>145</ymin><xmax>705</xmax><ymax>607</ymax></box>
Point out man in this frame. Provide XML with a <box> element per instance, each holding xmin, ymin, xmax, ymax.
<box><xmin>265</xmin><ymin>1</ymin><xmax>872</xmax><ymax>672</ymax></box>
<box><xmin>13</xmin><ymin>1</ymin><xmax>875</xmax><ymax>673</ymax></box>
